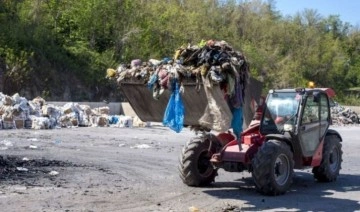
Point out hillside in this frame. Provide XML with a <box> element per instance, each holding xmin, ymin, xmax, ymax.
<box><xmin>0</xmin><ymin>0</ymin><xmax>359</xmax><ymax>104</ymax></box>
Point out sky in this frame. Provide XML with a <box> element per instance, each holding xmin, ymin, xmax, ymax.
<box><xmin>273</xmin><ymin>0</ymin><xmax>360</xmax><ymax>26</ymax></box>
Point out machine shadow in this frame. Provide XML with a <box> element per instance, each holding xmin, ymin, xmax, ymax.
<box><xmin>202</xmin><ymin>171</ymin><xmax>360</xmax><ymax>211</ymax></box>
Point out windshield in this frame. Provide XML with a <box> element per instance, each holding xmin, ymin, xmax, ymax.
<box><xmin>261</xmin><ymin>92</ymin><xmax>300</xmax><ymax>134</ymax></box>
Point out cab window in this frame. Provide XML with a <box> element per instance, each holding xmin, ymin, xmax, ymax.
<box><xmin>319</xmin><ymin>93</ymin><xmax>329</xmax><ymax>121</ymax></box>
<box><xmin>301</xmin><ymin>96</ymin><xmax>319</xmax><ymax>124</ymax></box>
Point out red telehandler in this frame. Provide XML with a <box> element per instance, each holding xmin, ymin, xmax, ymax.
<box><xmin>120</xmin><ymin>79</ymin><xmax>342</xmax><ymax>195</ymax></box>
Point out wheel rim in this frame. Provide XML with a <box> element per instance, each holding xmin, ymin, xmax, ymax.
<box><xmin>197</xmin><ymin>150</ymin><xmax>213</xmax><ymax>177</ymax></box>
<box><xmin>274</xmin><ymin>153</ymin><xmax>291</xmax><ymax>186</ymax></box>
<box><xmin>329</xmin><ymin>146</ymin><xmax>340</xmax><ymax>173</ymax></box>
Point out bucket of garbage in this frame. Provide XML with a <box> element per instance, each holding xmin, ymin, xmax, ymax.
<box><xmin>119</xmin><ymin>79</ymin><xmax>209</xmax><ymax>126</ymax></box>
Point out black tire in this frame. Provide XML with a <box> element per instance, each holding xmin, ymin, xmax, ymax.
<box><xmin>312</xmin><ymin>135</ymin><xmax>342</xmax><ymax>182</ymax></box>
<box><xmin>252</xmin><ymin>140</ymin><xmax>294</xmax><ymax>195</ymax></box>
<box><xmin>178</xmin><ymin>136</ymin><xmax>217</xmax><ymax>186</ymax></box>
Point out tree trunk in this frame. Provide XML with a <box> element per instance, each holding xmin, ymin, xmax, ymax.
<box><xmin>0</xmin><ymin>57</ymin><xmax>5</xmax><ymax>92</ymax></box>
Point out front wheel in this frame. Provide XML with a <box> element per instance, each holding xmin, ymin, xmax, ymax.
<box><xmin>252</xmin><ymin>140</ymin><xmax>294</xmax><ymax>195</ymax></box>
<box><xmin>312</xmin><ymin>135</ymin><xmax>342</xmax><ymax>182</ymax></box>
<box><xmin>178</xmin><ymin>136</ymin><xmax>217</xmax><ymax>186</ymax></box>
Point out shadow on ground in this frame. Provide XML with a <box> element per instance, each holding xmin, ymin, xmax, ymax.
<box><xmin>203</xmin><ymin>171</ymin><xmax>360</xmax><ymax>211</ymax></box>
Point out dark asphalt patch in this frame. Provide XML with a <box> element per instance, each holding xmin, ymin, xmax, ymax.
<box><xmin>0</xmin><ymin>155</ymin><xmax>81</xmax><ymax>184</ymax></box>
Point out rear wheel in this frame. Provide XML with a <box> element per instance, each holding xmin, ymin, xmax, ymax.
<box><xmin>178</xmin><ymin>136</ymin><xmax>217</xmax><ymax>186</ymax></box>
<box><xmin>312</xmin><ymin>135</ymin><xmax>342</xmax><ymax>182</ymax></box>
<box><xmin>252</xmin><ymin>140</ymin><xmax>294</xmax><ymax>195</ymax></box>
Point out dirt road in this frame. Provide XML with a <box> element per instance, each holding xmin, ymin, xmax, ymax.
<box><xmin>0</xmin><ymin>126</ymin><xmax>359</xmax><ymax>212</ymax></box>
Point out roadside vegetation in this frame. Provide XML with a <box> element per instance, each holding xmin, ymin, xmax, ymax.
<box><xmin>0</xmin><ymin>0</ymin><xmax>359</xmax><ymax>105</ymax></box>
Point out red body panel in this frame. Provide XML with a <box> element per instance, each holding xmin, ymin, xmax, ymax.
<box><xmin>213</xmin><ymin>122</ymin><xmax>265</xmax><ymax>165</ymax></box>
<box><xmin>319</xmin><ymin>88</ymin><xmax>336</xmax><ymax>98</ymax></box>
<box><xmin>221</xmin><ymin>143</ymin><xmax>249</xmax><ymax>162</ymax></box>
<box><xmin>216</xmin><ymin>132</ymin><xmax>236</xmax><ymax>146</ymax></box>
<box><xmin>311</xmin><ymin>138</ymin><xmax>324</xmax><ymax>167</ymax></box>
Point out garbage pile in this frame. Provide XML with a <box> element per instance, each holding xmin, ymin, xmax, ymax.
<box><xmin>331</xmin><ymin>104</ymin><xmax>359</xmax><ymax>125</ymax></box>
<box><xmin>108</xmin><ymin>40</ymin><xmax>248</xmax><ymax>101</ymax></box>
<box><xmin>0</xmin><ymin>92</ymin><xmax>142</xmax><ymax>130</ymax></box>
<box><xmin>107</xmin><ymin>40</ymin><xmax>249</xmax><ymax>133</ymax></box>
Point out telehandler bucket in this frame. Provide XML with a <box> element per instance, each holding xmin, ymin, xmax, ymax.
<box><xmin>119</xmin><ymin>80</ymin><xmax>208</xmax><ymax>125</ymax></box>
<box><xmin>119</xmin><ymin>77</ymin><xmax>262</xmax><ymax>127</ymax></box>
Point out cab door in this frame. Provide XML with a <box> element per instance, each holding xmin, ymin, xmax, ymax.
<box><xmin>318</xmin><ymin>93</ymin><xmax>330</xmax><ymax>140</ymax></box>
<box><xmin>298</xmin><ymin>94</ymin><xmax>321</xmax><ymax>157</ymax></box>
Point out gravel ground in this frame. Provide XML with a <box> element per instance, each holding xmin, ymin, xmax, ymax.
<box><xmin>0</xmin><ymin>125</ymin><xmax>359</xmax><ymax>212</ymax></box>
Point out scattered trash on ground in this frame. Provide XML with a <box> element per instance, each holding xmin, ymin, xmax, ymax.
<box><xmin>54</xmin><ymin>139</ymin><xmax>62</xmax><ymax>145</ymax></box>
<box><xmin>188</xmin><ymin>206</ymin><xmax>200</xmax><ymax>212</ymax></box>
<box><xmin>48</xmin><ymin>171</ymin><xmax>59</xmax><ymax>176</ymax></box>
<box><xmin>222</xmin><ymin>203</ymin><xmax>243</xmax><ymax>212</ymax></box>
<box><xmin>27</xmin><ymin>138</ymin><xmax>38</xmax><ymax>142</ymax></box>
<box><xmin>16</xmin><ymin>167</ymin><xmax>29</xmax><ymax>172</ymax></box>
<box><xmin>0</xmin><ymin>139</ymin><xmax>13</xmax><ymax>147</ymax></box>
<box><xmin>130</xmin><ymin>144</ymin><xmax>152</xmax><ymax>149</ymax></box>
<box><xmin>0</xmin><ymin>140</ymin><xmax>13</xmax><ymax>150</ymax></box>
<box><xmin>28</xmin><ymin>145</ymin><xmax>38</xmax><ymax>149</ymax></box>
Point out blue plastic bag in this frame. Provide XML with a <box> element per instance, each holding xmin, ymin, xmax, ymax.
<box><xmin>108</xmin><ymin>116</ymin><xmax>119</xmax><ymax>124</ymax></box>
<box><xmin>231</xmin><ymin>106</ymin><xmax>243</xmax><ymax>140</ymax></box>
<box><xmin>163</xmin><ymin>81</ymin><xmax>184</xmax><ymax>133</ymax></box>
<box><xmin>147</xmin><ymin>73</ymin><xmax>158</xmax><ymax>89</ymax></box>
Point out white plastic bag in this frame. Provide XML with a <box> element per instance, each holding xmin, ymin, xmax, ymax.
<box><xmin>198</xmin><ymin>76</ymin><xmax>232</xmax><ymax>132</ymax></box>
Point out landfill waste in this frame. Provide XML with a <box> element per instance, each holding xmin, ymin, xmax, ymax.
<box><xmin>48</xmin><ymin>171</ymin><xmax>59</xmax><ymax>176</ymax></box>
<box><xmin>108</xmin><ymin>115</ymin><xmax>134</xmax><ymax>127</ymax></box>
<box><xmin>331</xmin><ymin>104</ymin><xmax>359</xmax><ymax>125</ymax></box>
<box><xmin>54</xmin><ymin>139</ymin><xmax>61</xmax><ymax>145</ymax></box>
<box><xmin>16</xmin><ymin>167</ymin><xmax>29</xmax><ymax>172</ymax></box>
<box><xmin>0</xmin><ymin>140</ymin><xmax>13</xmax><ymax>147</ymax></box>
<box><xmin>0</xmin><ymin>92</ymin><xmax>151</xmax><ymax>130</ymax></box>
<box><xmin>29</xmin><ymin>145</ymin><xmax>38</xmax><ymax>149</ymax></box>
<box><xmin>130</xmin><ymin>144</ymin><xmax>152</xmax><ymax>149</ymax></box>
<box><xmin>27</xmin><ymin>138</ymin><xmax>39</xmax><ymax>142</ymax></box>
<box><xmin>0</xmin><ymin>139</ymin><xmax>13</xmax><ymax>150</ymax></box>
<box><xmin>132</xmin><ymin>116</ymin><xmax>150</xmax><ymax>127</ymax></box>
<box><xmin>188</xmin><ymin>206</ymin><xmax>200</xmax><ymax>212</ymax></box>
<box><xmin>108</xmin><ymin>39</ymin><xmax>250</xmax><ymax>133</ymax></box>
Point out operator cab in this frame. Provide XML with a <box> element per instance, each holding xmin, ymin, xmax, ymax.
<box><xmin>260</xmin><ymin>88</ymin><xmax>332</xmax><ymax>157</ymax></box>
<box><xmin>260</xmin><ymin>89</ymin><xmax>301</xmax><ymax>134</ymax></box>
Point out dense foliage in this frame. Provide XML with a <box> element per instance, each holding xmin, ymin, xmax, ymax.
<box><xmin>0</xmin><ymin>0</ymin><xmax>359</xmax><ymax>104</ymax></box>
